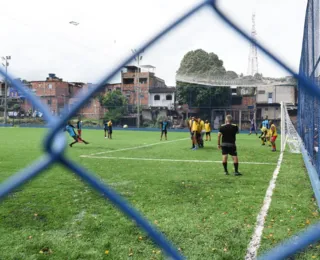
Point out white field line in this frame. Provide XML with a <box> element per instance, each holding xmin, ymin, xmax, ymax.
<box><xmin>245</xmin><ymin>151</ymin><xmax>284</xmax><ymax>260</ymax></box>
<box><xmin>84</xmin><ymin>138</ymin><xmax>189</xmax><ymax>157</ymax></box>
<box><xmin>80</xmin><ymin>155</ymin><xmax>276</xmax><ymax>165</ymax></box>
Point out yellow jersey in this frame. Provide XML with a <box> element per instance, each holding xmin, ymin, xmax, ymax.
<box><xmin>191</xmin><ymin>120</ymin><xmax>199</xmax><ymax>132</ymax></box>
<box><xmin>108</xmin><ymin>121</ymin><xmax>112</xmax><ymax>127</ymax></box>
<box><xmin>270</xmin><ymin>124</ymin><xmax>278</xmax><ymax>137</ymax></box>
<box><xmin>199</xmin><ymin>120</ymin><xmax>205</xmax><ymax>132</ymax></box>
<box><xmin>204</xmin><ymin>123</ymin><xmax>211</xmax><ymax>132</ymax></box>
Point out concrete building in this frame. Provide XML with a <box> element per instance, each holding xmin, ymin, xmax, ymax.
<box><xmin>29</xmin><ymin>74</ymin><xmax>84</xmax><ymax>115</ymax></box>
<box><xmin>256</xmin><ymin>84</ymin><xmax>296</xmax><ymax>120</ymax></box>
<box><xmin>148</xmin><ymin>87</ymin><xmax>175</xmax><ymax>109</ymax></box>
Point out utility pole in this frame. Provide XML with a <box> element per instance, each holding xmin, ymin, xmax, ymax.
<box><xmin>131</xmin><ymin>49</ymin><xmax>143</xmax><ymax>128</ymax></box>
<box><xmin>1</xmin><ymin>56</ymin><xmax>11</xmax><ymax>124</ymax></box>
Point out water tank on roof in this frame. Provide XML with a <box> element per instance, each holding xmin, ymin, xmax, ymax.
<box><xmin>48</xmin><ymin>73</ymin><xmax>56</xmax><ymax>78</ymax></box>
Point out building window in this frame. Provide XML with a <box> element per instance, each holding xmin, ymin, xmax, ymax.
<box><xmin>116</xmin><ymin>87</ymin><xmax>121</xmax><ymax>91</ymax></box>
<box><xmin>139</xmin><ymin>78</ymin><xmax>148</xmax><ymax>84</ymax></box>
<box><xmin>47</xmin><ymin>99</ymin><xmax>52</xmax><ymax>105</ymax></box>
<box><xmin>265</xmin><ymin>108</ymin><xmax>268</xmax><ymax>111</ymax></box>
<box><xmin>123</xmin><ymin>78</ymin><xmax>134</xmax><ymax>84</ymax></box>
<box><xmin>48</xmin><ymin>84</ymin><xmax>52</xmax><ymax>89</ymax></box>
<box><xmin>166</xmin><ymin>94</ymin><xmax>172</xmax><ymax>100</ymax></box>
<box><xmin>268</xmin><ymin>93</ymin><xmax>273</xmax><ymax>98</ymax></box>
<box><xmin>154</xmin><ymin>95</ymin><xmax>160</xmax><ymax>101</ymax></box>
<box><xmin>258</xmin><ymin>90</ymin><xmax>265</xmax><ymax>94</ymax></box>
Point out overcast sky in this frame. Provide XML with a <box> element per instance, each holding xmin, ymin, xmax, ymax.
<box><xmin>0</xmin><ymin>0</ymin><xmax>308</xmax><ymax>86</ymax></box>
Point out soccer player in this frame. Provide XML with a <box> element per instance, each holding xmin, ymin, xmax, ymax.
<box><xmin>189</xmin><ymin>117</ymin><xmax>195</xmax><ymax>149</ymax></box>
<box><xmin>205</xmin><ymin>120</ymin><xmax>211</xmax><ymax>141</ymax></box>
<box><xmin>104</xmin><ymin>120</ymin><xmax>108</xmax><ymax>138</ymax></box>
<box><xmin>217</xmin><ymin>115</ymin><xmax>241</xmax><ymax>176</ymax></box>
<box><xmin>76</xmin><ymin>117</ymin><xmax>82</xmax><ymax>137</ymax></box>
<box><xmin>249</xmin><ymin>118</ymin><xmax>257</xmax><ymax>135</ymax></box>
<box><xmin>65</xmin><ymin>121</ymin><xmax>89</xmax><ymax>147</ymax></box>
<box><xmin>108</xmin><ymin>120</ymin><xmax>113</xmax><ymax>139</ymax></box>
<box><xmin>160</xmin><ymin>119</ymin><xmax>169</xmax><ymax>141</ymax></box>
<box><xmin>259</xmin><ymin>126</ymin><xmax>268</xmax><ymax>145</ymax></box>
<box><xmin>269</xmin><ymin>120</ymin><xmax>278</xmax><ymax>152</ymax></box>
<box><xmin>191</xmin><ymin>117</ymin><xmax>199</xmax><ymax>150</ymax></box>
<box><xmin>197</xmin><ymin>118</ymin><xmax>205</xmax><ymax>148</ymax></box>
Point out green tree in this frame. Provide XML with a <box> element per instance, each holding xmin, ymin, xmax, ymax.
<box><xmin>176</xmin><ymin>49</ymin><xmax>231</xmax><ymax>110</ymax></box>
<box><xmin>99</xmin><ymin>90</ymin><xmax>127</xmax><ymax>123</ymax></box>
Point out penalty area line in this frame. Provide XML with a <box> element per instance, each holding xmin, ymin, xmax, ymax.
<box><xmin>245</xmin><ymin>151</ymin><xmax>284</xmax><ymax>260</ymax></box>
<box><xmin>79</xmin><ymin>156</ymin><xmax>276</xmax><ymax>165</ymax></box>
<box><xmin>83</xmin><ymin>138</ymin><xmax>189</xmax><ymax>157</ymax></box>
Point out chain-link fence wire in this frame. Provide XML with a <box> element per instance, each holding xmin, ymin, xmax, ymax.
<box><xmin>0</xmin><ymin>0</ymin><xmax>319</xmax><ymax>259</ymax></box>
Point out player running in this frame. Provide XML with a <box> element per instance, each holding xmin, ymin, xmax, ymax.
<box><xmin>65</xmin><ymin>121</ymin><xmax>89</xmax><ymax>147</ymax></box>
<box><xmin>217</xmin><ymin>115</ymin><xmax>241</xmax><ymax>176</ymax></box>
<box><xmin>269</xmin><ymin>120</ymin><xmax>278</xmax><ymax>152</ymax></box>
<box><xmin>205</xmin><ymin>120</ymin><xmax>211</xmax><ymax>141</ymax></box>
<box><xmin>160</xmin><ymin>119</ymin><xmax>169</xmax><ymax>141</ymax></box>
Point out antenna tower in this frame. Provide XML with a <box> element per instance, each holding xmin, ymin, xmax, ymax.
<box><xmin>247</xmin><ymin>13</ymin><xmax>259</xmax><ymax>76</ymax></box>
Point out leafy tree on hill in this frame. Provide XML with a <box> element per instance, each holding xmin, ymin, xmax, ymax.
<box><xmin>176</xmin><ymin>49</ymin><xmax>231</xmax><ymax>109</ymax></box>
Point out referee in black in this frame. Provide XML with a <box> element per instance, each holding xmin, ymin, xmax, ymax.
<box><xmin>217</xmin><ymin>115</ymin><xmax>241</xmax><ymax>176</ymax></box>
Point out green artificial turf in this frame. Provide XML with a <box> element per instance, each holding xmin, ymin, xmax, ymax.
<box><xmin>0</xmin><ymin>127</ymin><xmax>318</xmax><ymax>259</ymax></box>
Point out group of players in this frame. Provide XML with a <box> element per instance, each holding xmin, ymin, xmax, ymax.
<box><xmin>188</xmin><ymin>117</ymin><xmax>212</xmax><ymax>150</ymax></box>
<box><xmin>64</xmin><ymin>118</ymin><xmax>113</xmax><ymax>147</ymax></box>
<box><xmin>258</xmin><ymin>117</ymin><xmax>278</xmax><ymax>152</ymax></box>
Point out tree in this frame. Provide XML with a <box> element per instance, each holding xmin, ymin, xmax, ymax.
<box><xmin>99</xmin><ymin>90</ymin><xmax>127</xmax><ymax>123</ymax></box>
<box><xmin>176</xmin><ymin>49</ymin><xmax>231</xmax><ymax>110</ymax></box>
<box><xmin>226</xmin><ymin>71</ymin><xmax>238</xmax><ymax>79</ymax></box>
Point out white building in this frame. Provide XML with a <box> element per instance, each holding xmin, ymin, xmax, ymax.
<box><xmin>256</xmin><ymin>83</ymin><xmax>296</xmax><ymax>120</ymax></box>
<box><xmin>148</xmin><ymin>87</ymin><xmax>175</xmax><ymax>109</ymax></box>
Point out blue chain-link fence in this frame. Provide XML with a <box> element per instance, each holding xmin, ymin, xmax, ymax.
<box><xmin>1</xmin><ymin>0</ymin><xmax>320</xmax><ymax>259</ymax></box>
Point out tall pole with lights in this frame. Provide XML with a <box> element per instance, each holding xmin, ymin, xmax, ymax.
<box><xmin>2</xmin><ymin>56</ymin><xmax>11</xmax><ymax>124</ymax></box>
<box><xmin>131</xmin><ymin>49</ymin><xmax>143</xmax><ymax>128</ymax></box>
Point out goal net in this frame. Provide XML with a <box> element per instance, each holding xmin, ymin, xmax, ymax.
<box><xmin>281</xmin><ymin>102</ymin><xmax>302</xmax><ymax>153</ymax></box>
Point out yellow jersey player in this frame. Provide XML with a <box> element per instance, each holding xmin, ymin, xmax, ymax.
<box><xmin>259</xmin><ymin>126</ymin><xmax>268</xmax><ymax>145</ymax></box>
<box><xmin>269</xmin><ymin>120</ymin><xmax>278</xmax><ymax>152</ymax></box>
<box><xmin>189</xmin><ymin>117</ymin><xmax>195</xmax><ymax>149</ymax></box>
<box><xmin>191</xmin><ymin>117</ymin><xmax>199</xmax><ymax>150</ymax></box>
<box><xmin>198</xmin><ymin>118</ymin><xmax>205</xmax><ymax>148</ymax></box>
<box><xmin>205</xmin><ymin>120</ymin><xmax>211</xmax><ymax>141</ymax></box>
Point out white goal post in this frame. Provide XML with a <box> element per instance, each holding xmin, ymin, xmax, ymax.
<box><xmin>280</xmin><ymin>101</ymin><xmax>302</xmax><ymax>153</ymax></box>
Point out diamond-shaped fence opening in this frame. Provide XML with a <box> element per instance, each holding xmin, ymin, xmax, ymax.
<box><xmin>1</xmin><ymin>0</ymin><xmax>320</xmax><ymax>259</ymax></box>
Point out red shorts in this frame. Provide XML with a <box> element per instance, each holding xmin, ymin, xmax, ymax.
<box><xmin>271</xmin><ymin>136</ymin><xmax>277</xmax><ymax>143</ymax></box>
<box><xmin>77</xmin><ymin>130</ymin><xmax>82</xmax><ymax>136</ymax></box>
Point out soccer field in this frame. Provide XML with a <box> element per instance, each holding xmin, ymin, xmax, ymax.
<box><xmin>0</xmin><ymin>128</ymin><xmax>319</xmax><ymax>259</ymax></box>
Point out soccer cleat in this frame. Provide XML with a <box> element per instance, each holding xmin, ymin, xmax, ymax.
<box><xmin>224</xmin><ymin>171</ymin><xmax>229</xmax><ymax>175</ymax></box>
<box><xmin>272</xmin><ymin>149</ymin><xmax>276</xmax><ymax>152</ymax></box>
<box><xmin>69</xmin><ymin>144</ymin><xmax>72</xmax><ymax>147</ymax></box>
<box><xmin>234</xmin><ymin>172</ymin><xmax>242</xmax><ymax>176</ymax></box>
<box><xmin>192</xmin><ymin>147</ymin><xmax>198</xmax><ymax>150</ymax></box>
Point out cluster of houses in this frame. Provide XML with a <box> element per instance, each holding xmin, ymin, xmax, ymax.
<box><xmin>0</xmin><ymin>65</ymin><xmax>297</xmax><ymax>129</ymax></box>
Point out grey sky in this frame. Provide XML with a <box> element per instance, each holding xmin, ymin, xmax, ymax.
<box><xmin>0</xmin><ymin>0</ymin><xmax>308</xmax><ymax>86</ymax></box>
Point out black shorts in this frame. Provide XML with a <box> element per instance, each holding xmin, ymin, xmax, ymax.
<box><xmin>191</xmin><ymin>131</ymin><xmax>197</xmax><ymax>136</ymax></box>
<box><xmin>162</xmin><ymin>130</ymin><xmax>167</xmax><ymax>134</ymax></box>
<box><xmin>221</xmin><ymin>146</ymin><xmax>237</xmax><ymax>156</ymax></box>
<box><xmin>196</xmin><ymin>132</ymin><xmax>201</xmax><ymax>138</ymax></box>
<box><xmin>108</xmin><ymin>130</ymin><xmax>112</xmax><ymax>134</ymax></box>
<box><xmin>206</xmin><ymin>132</ymin><xmax>211</xmax><ymax>136</ymax></box>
